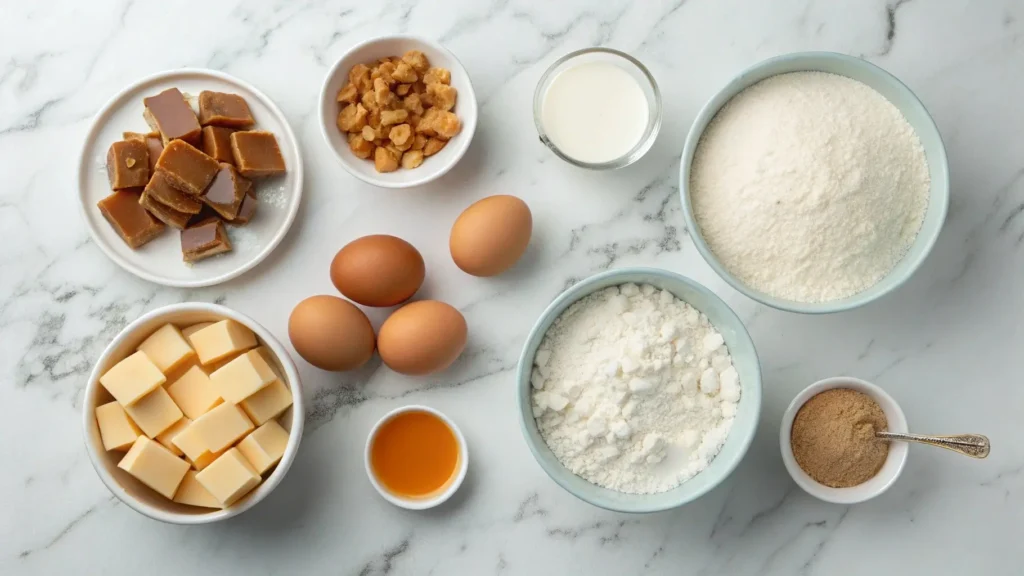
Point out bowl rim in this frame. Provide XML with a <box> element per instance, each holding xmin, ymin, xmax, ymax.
<box><xmin>317</xmin><ymin>34</ymin><xmax>478</xmax><ymax>189</ymax></box>
<box><xmin>779</xmin><ymin>376</ymin><xmax>909</xmax><ymax>504</ymax></box>
<box><xmin>363</xmin><ymin>404</ymin><xmax>469</xmax><ymax>510</ymax></box>
<box><xmin>82</xmin><ymin>302</ymin><xmax>305</xmax><ymax>524</ymax></box>
<box><xmin>532</xmin><ymin>47</ymin><xmax>663</xmax><ymax>170</ymax></box>
<box><xmin>515</xmin><ymin>267</ymin><xmax>762</xmax><ymax>513</ymax></box>
<box><xmin>678</xmin><ymin>51</ymin><xmax>950</xmax><ymax>314</ymax></box>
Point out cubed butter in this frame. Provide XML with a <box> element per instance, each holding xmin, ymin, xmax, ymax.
<box><xmin>95</xmin><ymin>401</ymin><xmax>143</xmax><ymax>451</ymax></box>
<box><xmin>98</xmin><ymin>351</ymin><xmax>166</xmax><ymax>406</ymax></box>
<box><xmin>237</xmin><ymin>420</ymin><xmax>289</xmax><ymax>474</ymax></box>
<box><xmin>240</xmin><ymin>379</ymin><xmax>292</xmax><ymax>425</ymax></box>
<box><xmin>191</xmin><ymin>402</ymin><xmax>254</xmax><ymax>453</ymax></box>
<box><xmin>167</xmin><ymin>365</ymin><xmax>223</xmax><ymax>420</ymax></box>
<box><xmin>253</xmin><ymin>346</ymin><xmax>282</xmax><ymax>379</ymax></box>
<box><xmin>181</xmin><ymin>322</ymin><xmax>214</xmax><ymax>346</ymax></box>
<box><xmin>124</xmin><ymin>386</ymin><xmax>184</xmax><ymax>438</ymax></box>
<box><xmin>190</xmin><ymin>320</ymin><xmax>257</xmax><ymax>365</ymax></box>
<box><xmin>195</xmin><ymin>448</ymin><xmax>262</xmax><ymax>506</ymax></box>
<box><xmin>118</xmin><ymin>436</ymin><xmax>190</xmax><ymax>499</ymax></box>
<box><xmin>173</xmin><ymin>470</ymin><xmax>221</xmax><ymax>508</ymax></box>
<box><xmin>171</xmin><ymin>422</ymin><xmax>225</xmax><ymax>470</ymax></box>
<box><xmin>155</xmin><ymin>416</ymin><xmax>191</xmax><ymax>456</ymax></box>
<box><xmin>137</xmin><ymin>323</ymin><xmax>196</xmax><ymax>374</ymax></box>
<box><xmin>210</xmin><ymin>349</ymin><xmax>276</xmax><ymax>404</ymax></box>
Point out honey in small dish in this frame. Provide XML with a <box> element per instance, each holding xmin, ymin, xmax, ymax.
<box><xmin>370</xmin><ymin>410</ymin><xmax>459</xmax><ymax>498</ymax></box>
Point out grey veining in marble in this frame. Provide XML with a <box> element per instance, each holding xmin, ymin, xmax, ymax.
<box><xmin>2</xmin><ymin>0</ymin><xmax>1022</xmax><ymax>574</ymax></box>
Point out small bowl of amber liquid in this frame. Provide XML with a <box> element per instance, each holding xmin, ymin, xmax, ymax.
<box><xmin>780</xmin><ymin>377</ymin><xmax>909</xmax><ymax>504</ymax></box>
<box><xmin>364</xmin><ymin>405</ymin><xmax>468</xmax><ymax>510</ymax></box>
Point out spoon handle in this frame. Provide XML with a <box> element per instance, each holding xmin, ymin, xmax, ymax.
<box><xmin>876</xmin><ymin>431</ymin><xmax>990</xmax><ymax>459</ymax></box>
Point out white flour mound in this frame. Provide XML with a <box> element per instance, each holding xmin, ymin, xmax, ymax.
<box><xmin>532</xmin><ymin>283</ymin><xmax>740</xmax><ymax>494</ymax></box>
<box><xmin>690</xmin><ymin>71</ymin><xmax>930</xmax><ymax>303</ymax></box>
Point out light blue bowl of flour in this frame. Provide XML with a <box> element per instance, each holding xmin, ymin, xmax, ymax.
<box><xmin>679</xmin><ymin>52</ymin><xmax>949</xmax><ymax>314</ymax></box>
<box><xmin>516</xmin><ymin>268</ymin><xmax>762</xmax><ymax>513</ymax></box>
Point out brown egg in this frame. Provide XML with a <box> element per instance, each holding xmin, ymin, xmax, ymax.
<box><xmin>288</xmin><ymin>295</ymin><xmax>375</xmax><ymax>371</ymax></box>
<box><xmin>331</xmin><ymin>235</ymin><xmax>425</xmax><ymax>307</ymax></box>
<box><xmin>377</xmin><ymin>300</ymin><xmax>467</xmax><ymax>375</ymax></box>
<box><xmin>450</xmin><ymin>195</ymin><xmax>532</xmax><ymax>277</ymax></box>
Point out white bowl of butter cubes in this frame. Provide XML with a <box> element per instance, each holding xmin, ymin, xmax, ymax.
<box><xmin>83</xmin><ymin>302</ymin><xmax>303</xmax><ymax>524</ymax></box>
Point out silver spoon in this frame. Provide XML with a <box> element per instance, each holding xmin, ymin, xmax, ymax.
<box><xmin>876</xmin><ymin>431</ymin><xmax>990</xmax><ymax>459</ymax></box>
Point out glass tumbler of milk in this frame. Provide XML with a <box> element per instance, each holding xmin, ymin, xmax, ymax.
<box><xmin>534</xmin><ymin>48</ymin><xmax>661</xmax><ymax>169</ymax></box>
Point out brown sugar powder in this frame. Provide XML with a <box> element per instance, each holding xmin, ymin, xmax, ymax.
<box><xmin>790</xmin><ymin>388</ymin><xmax>889</xmax><ymax>488</ymax></box>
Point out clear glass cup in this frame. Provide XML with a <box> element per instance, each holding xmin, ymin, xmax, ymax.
<box><xmin>533</xmin><ymin>47</ymin><xmax>662</xmax><ymax>170</ymax></box>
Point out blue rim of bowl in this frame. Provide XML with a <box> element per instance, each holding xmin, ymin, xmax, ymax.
<box><xmin>678</xmin><ymin>51</ymin><xmax>950</xmax><ymax>314</ymax></box>
<box><xmin>515</xmin><ymin>267</ymin><xmax>761</xmax><ymax>513</ymax></box>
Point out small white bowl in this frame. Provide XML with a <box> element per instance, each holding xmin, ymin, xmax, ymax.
<box><xmin>780</xmin><ymin>376</ymin><xmax>908</xmax><ymax>504</ymax></box>
<box><xmin>82</xmin><ymin>303</ymin><xmax>304</xmax><ymax>524</ymax></box>
<box><xmin>318</xmin><ymin>35</ymin><xmax>478</xmax><ymax>189</ymax></box>
<box><xmin>364</xmin><ymin>405</ymin><xmax>468</xmax><ymax>510</ymax></box>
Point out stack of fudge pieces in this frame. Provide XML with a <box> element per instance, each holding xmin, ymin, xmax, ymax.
<box><xmin>97</xmin><ymin>88</ymin><xmax>287</xmax><ymax>263</ymax></box>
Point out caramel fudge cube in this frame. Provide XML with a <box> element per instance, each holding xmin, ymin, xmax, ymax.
<box><xmin>124</xmin><ymin>132</ymin><xmax>164</xmax><ymax>174</ymax></box>
<box><xmin>195</xmin><ymin>448</ymin><xmax>261</xmax><ymax>506</ymax></box>
<box><xmin>124</xmin><ymin>386</ymin><xmax>183</xmax><ymax>438</ymax></box>
<box><xmin>240</xmin><ymin>379</ymin><xmax>292</xmax><ymax>426</ymax></box>
<box><xmin>140</xmin><ymin>188</ymin><xmax>191</xmax><ymax>230</ymax></box>
<box><xmin>191</xmin><ymin>402</ymin><xmax>254</xmax><ymax>453</ymax></box>
<box><xmin>144</xmin><ymin>171</ymin><xmax>203</xmax><ymax>214</ymax></box>
<box><xmin>230</xmin><ymin>131</ymin><xmax>286</xmax><ymax>178</ymax></box>
<box><xmin>198</xmin><ymin>91</ymin><xmax>255</xmax><ymax>129</ymax></box>
<box><xmin>144</xmin><ymin>87</ymin><xmax>202</xmax><ymax>145</ymax></box>
<box><xmin>209</xmin><ymin>349</ymin><xmax>277</xmax><ymax>404</ymax></box>
<box><xmin>95</xmin><ymin>401</ymin><xmax>143</xmax><ymax>451</ymax></box>
<box><xmin>97</xmin><ymin>189</ymin><xmax>165</xmax><ymax>249</ymax></box>
<box><xmin>155</xmin><ymin>140</ymin><xmax>221</xmax><ymax>196</ymax></box>
<box><xmin>203</xmin><ymin>163</ymin><xmax>251</xmax><ymax>220</ymax></box>
<box><xmin>189</xmin><ymin>320</ymin><xmax>257</xmax><ymax>365</ymax></box>
<box><xmin>201</xmin><ymin>126</ymin><xmax>236</xmax><ymax>164</ymax></box>
<box><xmin>167</xmin><ymin>365</ymin><xmax>223</xmax><ymax>419</ymax></box>
<box><xmin>137</xmin><ymin>323</ymin><xmax>196</xmax><ymax>374</ymax></box>
<box><xmin>236</xmin><ymin>420</ymin><xmax>289</xmax><ymax>474</ymax></box>
<box><xmin>231</xmin><ymin>192</ymin><xmax>258</xmax><ymax>225</ymax></box>
<box><xmin>106</xmin><ymin>140</ymin><xmax>150</xmax><ymax>189</ymax></box>
<box><xmin>180</xmin><ymin>217</ymin><xmax>232</xmax><ymax>263</ymax></box>
<box><xmin>99</xmin><ymin>351</ymin><xmax>166</xmax><ymax>406</ymax></box>
<box><xmin>173</xmin><ymin>470</ymin><xmax>221</xmax><ymax>508</ymax></box>
<box><xmin>118</xmin><ymin>436</ymin><xmax>190</xmax><ymax>499</ymax></box>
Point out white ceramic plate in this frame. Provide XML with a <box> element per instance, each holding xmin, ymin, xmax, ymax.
<box><xmin>78</xmin><ymin>69</ymin><xmax>303</xmax><ymax>287</ymax></box>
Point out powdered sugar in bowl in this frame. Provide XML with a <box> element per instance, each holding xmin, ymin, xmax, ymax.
<box><xmin>516</xmin><ymin>268</ymin><xmax>761</xmax><ymax>513</ymax></box>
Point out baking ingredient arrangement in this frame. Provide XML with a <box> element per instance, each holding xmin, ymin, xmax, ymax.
<box><xmin>79</xmin><ymin>36</ymin><xmax>986</xmax><ymax>527</ymax></box>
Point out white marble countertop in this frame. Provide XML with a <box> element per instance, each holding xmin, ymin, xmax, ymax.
<box><xmin>2</xmin><ymin>0</ymin><xmax>1022</xmax><ymax>574</ymax></box>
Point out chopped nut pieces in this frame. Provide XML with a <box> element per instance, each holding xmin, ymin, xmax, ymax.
<box><xmin>335</xmin><ymin>50</ymin><xmax>461</xmax><ymax>172</ymax></box>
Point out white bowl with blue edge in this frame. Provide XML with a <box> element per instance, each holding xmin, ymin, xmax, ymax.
<box><xmin>516</xmin><ymin>268</ymin><xmax>762</xmax><ymax>513</ymax></box>
<box><xmin>679</xmin><ymin>51</ymin><xmax>949</xmax><ymax>314</ymax></box>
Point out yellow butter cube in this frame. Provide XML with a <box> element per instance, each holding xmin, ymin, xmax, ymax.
<box><xmin>240</xmin><ymin>379</ymin><xmax>293</xmax><ymax>425</ymax></box>
<box><xmin>155</xmin><ymin>417</ymin><xmax>192</xmax><ymax>456</ymax></box>
<box><xmin>137</xmin><ymin>324</ymin><xmax>196</xmax><ymax>375</ymax></box>
<box><xmin>99</xmin><ymin>351</ymin><xmax>166</xmax><ymax>406</ymax></box>
<box><xmin>171</xmin><ymin>422</ymin><xmax>225</xmax><ymax>470</ymax></box>
<box><xmin>95</xmin><ymin>401</ymin><xmax>143</xmax><ymax>451</ymax></box>
<box><xmin>253</xmin><ymin>346</ymin><xmax>282</xmax><ymax>378</ymax></box>
<box><xmin>173</xmin><ymin>470</ymin><xmax>222</xmax><ymax>508</ymax></box>
<box><xmin>181</xmin><ymin>322</ymin><xmax>214</xmax><ymax>346</ymax></box>
<box><xmin>167</xmin><ymin>365</ymin><xmax>223</xmax><ymax>420</ymax></box>
<box><xmin>190</xmin><ymin>320</ymin><xmax>257</xmax><ymax>366</ymax></box>
<box><xmin>191</xmin><ymin>402</ymin><xmax>254</xmax><ymax>453</ymax></box>
<box><xmin>210</xmin><ymin>350</ymin><xmax>277</xmax><ymax>404</ymax></box>
<box><xmin>124</xmin><ymin>386</ymin><xmax>184</xmax><ymax>438</ymax></box>
<box><xmin>118</xmin><ymin>436</ymin><xmax>190</xmax><ymax>499</ymax></box>
<box><xmin>196</xmin><ymin>448</ymin><xmax>262</xmax><ymax>506</ymax></box>
<box><xmin>237</xmin><ymin>420</ymin><xmax>290</xmax><ymax>474</ymax></box>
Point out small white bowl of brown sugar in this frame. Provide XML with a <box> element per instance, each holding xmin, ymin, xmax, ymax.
<box><xmin>780</xmin><ymin>377</ymin><xmax>909</xmax><ymax>504</ymax></box>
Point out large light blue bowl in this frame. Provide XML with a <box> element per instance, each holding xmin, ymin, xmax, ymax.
<box><xmin>516</xmin><ymin>268</ymin><xmax>762</xmax><ymax>513</ymax></box>
<box><xmin>680</xmin><ymin>52</ymin><xmax>949</xmax><ymax>314</ymax></box>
